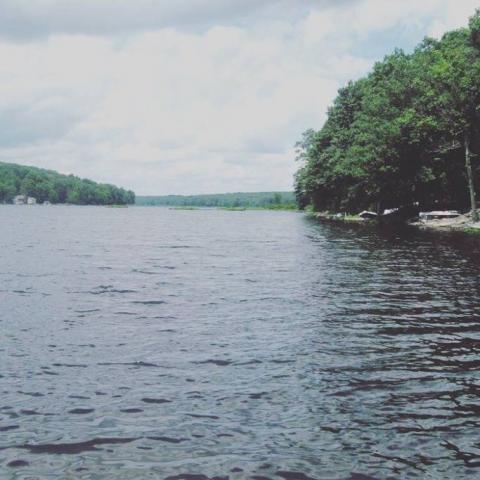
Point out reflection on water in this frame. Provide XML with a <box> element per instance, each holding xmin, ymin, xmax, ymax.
<box><xmin>0</xmin><ymin>206</ymin><xmax>479</xmax><ymax>479</ymax></box>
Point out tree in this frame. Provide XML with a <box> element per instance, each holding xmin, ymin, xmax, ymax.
<box><xmin>419</xmin><ymin>16</ymin><xmax>480</xmax><ymax>219</ymax></box>
<box><xmin>294</xmin><ymin>11</ymin><xmax>480</xmax><ymax>217</ymax></box>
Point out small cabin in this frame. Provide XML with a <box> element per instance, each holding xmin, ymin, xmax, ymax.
<box><xmin>13</xmin><ymin>195</ymin><xmax>37</xmax><ymax>205</ymax></box>
<box><xmin>13</xmin><ymin>195</ymin><xmax>26</xmax><ymax>205</ymax></box>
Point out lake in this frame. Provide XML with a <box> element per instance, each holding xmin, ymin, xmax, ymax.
<box><xmin>1</xmin><ymin>206</ymin><xmax>479</xmax><ymax>479</ymax></box>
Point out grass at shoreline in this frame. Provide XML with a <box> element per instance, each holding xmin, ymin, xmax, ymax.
<box><xmin>307</xmin><ymin>211</ymin><xmax>363</xmax><ymax>223</ymax></box>
<box><xmin>460</xmin><ymin>227</ymin><xmax>480</xmax><ymax>235</ymax></box>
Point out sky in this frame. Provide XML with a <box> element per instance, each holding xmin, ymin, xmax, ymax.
<box><xmin>0</xmin><ymin>0</ymin><xmax>479</xmax><ymax>195</ymax></box>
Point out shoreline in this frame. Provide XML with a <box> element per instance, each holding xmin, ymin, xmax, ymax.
<box><xmin>309</xmin><ymin>211</ymin><xmax>480</xmax><ymax>235</ymax></box>
<box><xmin>308</xmin><ymin>212</ymin><xmax>365</xmax><ymax>223</ymax></box>
<box><xmin>409</xmin><ymin>213</ymin><xmax>480</xmax><ymax>234</ymax></box>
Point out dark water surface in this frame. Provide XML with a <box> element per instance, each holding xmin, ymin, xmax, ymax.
<box><xmin>1</xmin><ymin>206</ymin><xmax>479</xmax><ymax>480</ymax></box>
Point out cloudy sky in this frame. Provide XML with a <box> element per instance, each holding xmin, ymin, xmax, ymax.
<box><xmin>0</xmin><ymin>0</ymin><xmax>478</xmax><ymax>194</ymax></box>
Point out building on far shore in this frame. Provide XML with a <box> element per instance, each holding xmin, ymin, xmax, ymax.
<box><xmin>13</xmin><ymin>195</ymin><xmax>37</xmax><ymax>205</ymax></box>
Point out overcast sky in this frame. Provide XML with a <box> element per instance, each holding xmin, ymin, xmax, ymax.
<box><xmin>0</xmin><ymin>0</ymin><xmax>478</xmax><ymax>194</ymax></box>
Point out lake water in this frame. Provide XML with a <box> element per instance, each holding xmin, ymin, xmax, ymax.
<box><xmin>1</xmin><ymin>206</ymin><xmax>479</xmax><ymax>480</ymax></box>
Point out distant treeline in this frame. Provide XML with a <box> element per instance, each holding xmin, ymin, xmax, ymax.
<box><xmin>0</xmin><ymin>162</ymin><xmax>135</xmax><ymax>205</ymax></box>
<box><xmin>295</xmin><ymin>11</ymin><xmax>480</xmax><ymax>218</ymax></box>
<box><xmin>136</xmin><ymin>191</ymin><xmax>296</xmax><ymax>208</ymax></box>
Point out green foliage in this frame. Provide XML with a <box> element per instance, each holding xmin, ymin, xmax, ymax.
<box><xmin>295</xmin><ymin>11</ymin><xmax>480</xmax><ymax>213</ymax></box>
<box><xmin>0</xmin><ymin>162</ymin><xmax>135</xmax><ymax>205</ymax></box>
<box><xmin>463</xmin><ymin>227</ymin><xmax>480</xmax><ymax>235</ymax></box>
<box><xmin>136</xmin><ymin>192</ymin><xmax>296</xmax><ymax>209</ymax></box>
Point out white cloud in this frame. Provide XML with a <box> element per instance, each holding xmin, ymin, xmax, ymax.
<box><xmin>0</xmin><ymin>0</ymin><xmax>477</xmax><ymax>194</ymax></box>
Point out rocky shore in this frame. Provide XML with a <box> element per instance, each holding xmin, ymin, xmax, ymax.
<box><xmin>310</xmin><ymin>211</ymin><xmax>480</xmax><ymax>234</ymax></box>
<box><xmin>409</xmin><ymin>212</ymin><xmax>480</xmax><ymax>233</ymax></box>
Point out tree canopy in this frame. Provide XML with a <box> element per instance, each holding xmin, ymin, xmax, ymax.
<box><xmin>295</xmin><ymin>10</ymin><xmax>480</xmax><ymax>217</ymax></box>
<box><xmin>0</xmin><ymin>162</ymin><xmax>135</xmax><ymax>205</ymax></box>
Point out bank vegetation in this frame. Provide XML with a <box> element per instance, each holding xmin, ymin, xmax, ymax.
<box><xmin>295</xmin><ymin>11</ymin><xmax>480</xmax><ymax>222</ymax></box>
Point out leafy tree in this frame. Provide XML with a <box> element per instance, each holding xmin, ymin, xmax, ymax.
<box><xmin>295</xmin><ymin>11</ymin><xmax>480</xmax><ymax>217</ymax></box>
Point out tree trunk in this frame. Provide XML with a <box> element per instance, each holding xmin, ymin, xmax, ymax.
<box><xmin>465</xmin><ymin>134</ymin><xmax>478</xmax><ymax>221</ymax></box>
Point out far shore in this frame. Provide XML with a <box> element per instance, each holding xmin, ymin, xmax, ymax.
<box><xmin>167</xmin><ymin>205</ymin><xmax>298</xmax><ymax>211</ymax></box>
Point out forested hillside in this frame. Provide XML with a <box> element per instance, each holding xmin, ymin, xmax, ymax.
<box><xmin>136</xmin><ymin>192</ymin><xmax>296</xmax><ymax>208</ymax></box>
<box><xmin>295</xmin><ymin>11</ymin><xmax>480</xmax><ymax>220</ymax></box>
<box><xmin>0</xmin><ymin>162</ymin><xmax>135</xmax><ymax>205</ymax></box>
